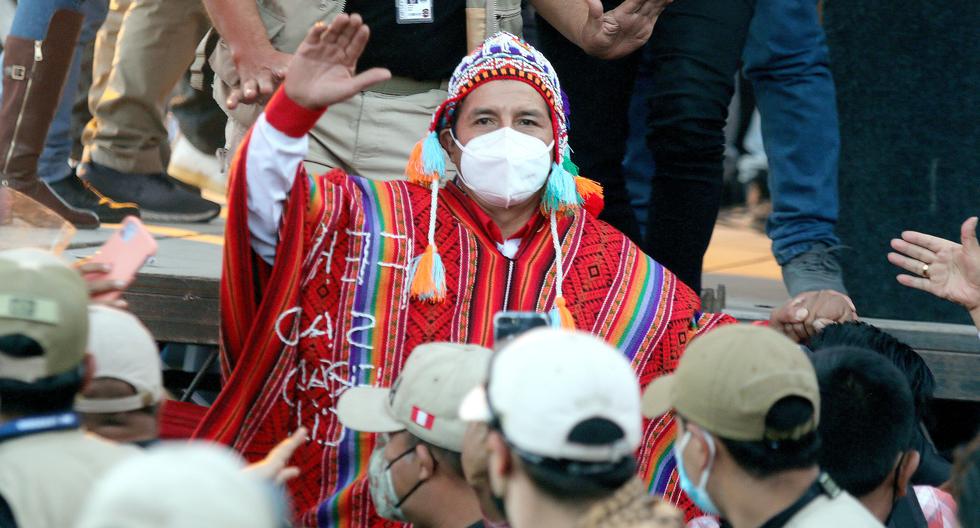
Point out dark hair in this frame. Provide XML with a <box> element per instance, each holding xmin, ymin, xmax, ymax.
<box><xmin>813</xmin><ymin>346</ymin><xmax>916</xmax><ymax>497</ymax></box>
<box><xmin>719</xmin><ymin>396</ymin><xmax>821</xmax><ymax>479</ymax></box>
<box><xmin>949</xmin><ymin>435</ymin><xmax>980</xmax><ymax>528</ymax></box>
<box><xmin>514</xmin><ymin>417</ymin><xmax>635</xmax><ymax>501</ymax></box>
<box><xmin>809</xmin><ymin>322</ymin><xmax>934</xmax><ymax>421</ymax></box>
<box><xmin>0</xmin><ymin>335</ymin><xmax>84</xmax><ymax>416</ymax></box>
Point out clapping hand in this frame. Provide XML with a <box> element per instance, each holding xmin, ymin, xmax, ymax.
<box><xmin>283</xmin><ymin>14</ymin><xmax>391</xmax><ymax>110</ymax></box>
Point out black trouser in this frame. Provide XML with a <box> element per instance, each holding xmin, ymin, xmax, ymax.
<box><xmin>536</xmin><ymin>0</ymin><xmax>755</xmax><ymax>293</ymax></box>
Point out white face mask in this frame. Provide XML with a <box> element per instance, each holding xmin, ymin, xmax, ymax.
<box><xmin>453</xmin><ymin>127</ymin><xmax>554</xmax><ymax>209</ymax></box>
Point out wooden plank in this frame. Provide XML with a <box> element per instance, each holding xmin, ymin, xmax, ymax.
<box><xmin>918</xmin><ymin>350</ymin><xmax>980</xmax><ymax>401</ymax></box>
<box><xmin>125</xmin><ymin>273</ymin><xmax>219</xmax><ymax>345</ymax></box>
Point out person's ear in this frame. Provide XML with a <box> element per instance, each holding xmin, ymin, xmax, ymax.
<box><xmin>895</xmin><ymin>450</ymin><xmax>921</xmax><ymax>497</ymax></box>
<box><xmin>487</xmin><ymin>431</ymin><xmax>512</xmax><ymax>496</ymax></box>
<box><xmin>415</xmin><ymin>443</ymin><xmax>436</xmax><ymax>481</ymax></box>
<box><xmin>439</xmin><ymin>127</ymin><xmax>459</xmax><ymax>157</ymax></box>
<box><xmin>687</xmin><ymin>423</ymin><xmax>712</xmax><ymax>474</ymax></box>
<box><xmin>81</xmin><ymin>353</ymin><xmax>95</xmax><ymax>391</ymax></box>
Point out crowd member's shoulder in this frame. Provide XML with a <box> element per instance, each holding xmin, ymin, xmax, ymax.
<box><xmin>785</xmin><ymin>491</ymin><xmax>884</xmax><ymax>527</ymax></box>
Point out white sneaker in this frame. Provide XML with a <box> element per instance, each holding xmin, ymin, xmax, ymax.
<box><xmin>168</xmin><ymin>135</ymin><xmax>225</xmax><ymax>196</ymax></box>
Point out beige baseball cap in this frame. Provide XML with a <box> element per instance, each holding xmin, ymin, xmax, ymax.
<box><xmin>0</xmin><ymin>248</ymin><xmax>89</xmax><ymax>382</ymax></box>
<box><xmin>459</xmin><ymin>328</ymin><xmax>642</xmax><ymax>463</ymax></box>
<box><xmin>75</xmin><ymin>306</ymin><xmax>164</xmax><ymax>413</ymax></box>
<box><xmin>642</xmin><ymin>324</ymin><xmax>820</xmax><ymax>442</ymax></box>
<box><xmin>336</xmin><ymin>342</ymin><xmax>492</xmax><ymax>452</ymax></box>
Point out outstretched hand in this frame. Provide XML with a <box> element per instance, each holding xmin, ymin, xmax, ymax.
<box><xmin>888</xmin><ymin>217</ymin><xmax>980</xmax><ymax>315</ymax></box>
<box><xmin>770</xmin><ymin>290</ymin><xmax>858</xmax><ymax>343</ymax></box>
<box><xmin>283</xmin><ymin>14</ymin><xmax>391</xmax><ymax>110</ymax></box>
<box><xmin>580</xmin><ymin>0</ymin><xmax>673</xmax><ymax>59</ymax></box>
<box><xmin>244</xmin><ymin>427</ymin><xmax>306</xmax><ymax>485</ymax></box>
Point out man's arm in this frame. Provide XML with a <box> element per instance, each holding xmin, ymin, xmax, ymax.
<box><xmin>240</xmin><ymin>15</ymin><xmax>391</xmax><ymax>262</ymax></box>
<box><xmin>531</xmin><ymin>0</ymin><xmax>672</xmax><ymax>59</ymax></box>
<box><xmin>200</xmin><ymin>0</ymin><xmax>291</xmax><ymax>108</ymax></box>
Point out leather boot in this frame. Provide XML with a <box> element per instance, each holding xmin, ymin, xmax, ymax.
<box><xmin>0</xmin><ymin>10</ymin><xmax>99</xmax><ymax>229</ymax></box>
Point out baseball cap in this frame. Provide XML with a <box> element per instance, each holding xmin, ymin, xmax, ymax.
<box><xmin>459</xmin><ymin>328</ymin><xmax>642</xmax><ymax>463</ymax></box>
<box><xmin>76</xmin><ymin>442</ymin><xmax>279</xmax><ymax>528</ymax></box>
<box><xmin>336</xmin><ymin>342</ymin><xmax>492</xmax><ymax>452</ymax></box>
<box><xmin>642</xmin><ymin>324</ymin><xmax>820</xmax><ymax>442</ymax></box>
<box><xmin>0</xmin><ymin>248</ymin><xmax>89</xmax><ymax>382</ymax></box>
<box><xmin>75</xmin><ymin>306</ymin><xmax>164</xmax><ymax>413</ymax></box>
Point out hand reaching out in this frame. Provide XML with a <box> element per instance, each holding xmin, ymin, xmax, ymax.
<box><xmin>888</xmin><ymin>217</ymin><xmax>980</xmax><ymax>321</ymax></box>
<box><xmin>226</xmin><ymin>46</ymin><xmax>291</xmax><ymax>110</ymax></box>
<box><xmin>580</xmin><ymin>0</ymin><xmax>673</xmax><ymax>59</ymax></box>
<box><xmin>74</xmin><ymin>261</ymin><xmax>129</xmax><ymax>310</ymax></box>
<box><xmin>283</xmin><ymin>14</ymin><xmax>391</xmax><ymax>110</ymax></box>
<box><xmin>770</xmin><ymin>289</ymin><xmax>858</xmax><ymax>343</ymax></box>
<box><xmin>244</xmin><ymin>427</ymin><xmax>307</xmax><ymax>485</ymax></box>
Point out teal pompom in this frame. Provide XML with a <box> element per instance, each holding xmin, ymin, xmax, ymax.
<box><xmin>542</xmin><ymin>160</ymin><xmax>582</xmax><ymax>215</ymax></box>
<box><xmin>421</xmin><ymin>131</ymin><xmax>446</xmax><ymax>180</ymax></box>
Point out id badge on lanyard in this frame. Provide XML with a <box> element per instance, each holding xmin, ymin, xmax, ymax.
<box><xmin>396</xmin><ymin>0</ymin><xmax>434</xmax><ymax>24</ymax></box>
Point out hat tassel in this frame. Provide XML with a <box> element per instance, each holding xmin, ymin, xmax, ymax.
<box><xmin>409</xmin><ymin>179</ymin><xmax>447</xmax><ymax>303</ymax></box>
<box><xmin>542</xmin><ymin>151</ymin><xmax>583</xmax><ymax>216</ymax></box>
<box><xmin>547</xmin><ymin>211</ymin><xmax>576</xmax><ymax>329</ymax></box>
<box><xmin>405</xmin><ymin>131</ymin><xmax>446</xmax><ymax>185</ymax></box>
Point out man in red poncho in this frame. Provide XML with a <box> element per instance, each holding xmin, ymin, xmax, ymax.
<box><xmin>194</xmin><ymin>16</ymin><xmax>827</xmax><ymax>526</ymax></box>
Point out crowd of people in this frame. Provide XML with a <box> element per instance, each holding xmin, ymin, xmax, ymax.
<box><xmin>0</xmin><ymin>0</ymin><xmax>978</xmax><ymax>527</ymax></box>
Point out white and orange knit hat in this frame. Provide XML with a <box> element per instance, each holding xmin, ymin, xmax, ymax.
<box><xmin>404</xmin><ymin>32</ymin><xmax>603</xmax><ymax>328</ymax></box>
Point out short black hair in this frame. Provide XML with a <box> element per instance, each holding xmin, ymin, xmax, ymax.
<box><xmin>813</xmin><ymin>346</ymin><xmax>916</xmax><ymax>497</ymax></box>
<box><xmin>514</xmin><ymin>417</ymin><xmax>635</xmax><ymax>502</ymax></box>
<box><xmin>809</xmin><ymin>322</ymin><xmax>934</xmax><ymax>421</ymax></box>
<box><xmin>0</xmin><ymin>335</ymin><xmax>85</xmax><ymax>416</ymax></box>
<box><xmin>718</xmin><ymin>396</ymin><xmax>821</xmax><ymax>478</ymax></box>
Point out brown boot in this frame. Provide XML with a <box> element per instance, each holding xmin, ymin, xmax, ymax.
<box><xmin>0</xmin><ymin>10</ymin><xmax>99</xmax><ymax>229</ymax></box>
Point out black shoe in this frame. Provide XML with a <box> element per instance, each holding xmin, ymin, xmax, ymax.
<box><xmin>49</xmin><ymin>171</ymin><xmax>140</xmax><ymax>224</ymax></box>
<box><xmin>81</xmin><ymin>161</ymin><xmax>221</xmax><ymax>223</ymax></box>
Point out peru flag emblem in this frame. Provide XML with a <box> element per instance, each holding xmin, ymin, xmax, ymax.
<box><xmin>411</xmin><ymin>406</ymin><xmax>435</xmax><ymax>430</ymax></box>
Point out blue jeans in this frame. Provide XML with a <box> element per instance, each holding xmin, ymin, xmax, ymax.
<box><xmin>743</xmin><ymin>0</ymin><xmax>842</xmax><ymax>265</ymax></box>
<box><xmin>6</xmin><ymin>0</ymin><xmax>108</xmax><ymax>183</ymax></box>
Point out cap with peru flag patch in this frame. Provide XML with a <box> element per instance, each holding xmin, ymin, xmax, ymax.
<box><xmin>336</xmin><ymin>342</ymin><xmax>492</xmax><ymax>452</ymax></box>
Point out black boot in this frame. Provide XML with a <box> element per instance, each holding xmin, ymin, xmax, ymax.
<box><xmin>82</xmin><ymin>161</ymin><xmax>221</xmax><ymax>223</ymax></box>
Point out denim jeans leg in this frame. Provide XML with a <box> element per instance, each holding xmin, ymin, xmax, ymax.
<box><xmin>39</xmin><ymin>0</ymin><xmax>109</xmax><ymax>183</ymax></box>
<box><xmin>8</xmin><ymin>0</ymin><xmax>82</xmax><ymax>40</ymax></box>
<box><xmin>743</xmin><ymin>0</ymin><xmax>842</xmax><ymax>265</ymax></box>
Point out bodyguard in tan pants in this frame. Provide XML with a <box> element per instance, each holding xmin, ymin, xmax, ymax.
<box><xmin>79</xmin><ymin>0</ymin><xmax>221</xmax><ymax>222</ymax></box>
<box><xmin>204</xmin><ymin>0</ymin><xmax>673</xmax><ymax>182</ymax></box>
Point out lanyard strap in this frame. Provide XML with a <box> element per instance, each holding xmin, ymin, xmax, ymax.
<box><xmin>0</xmin><ymin>412</ymin><xmax>79</xmax><ymax>443</ymax></box>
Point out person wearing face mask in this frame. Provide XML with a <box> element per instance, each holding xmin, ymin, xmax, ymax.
<box><xmin>336</xmin><ymin>342</ymin><xmax>490</xmax><ymax>527</ymax></box>
<box><xmin>189</xmin><ymin>16</ymin><xmax>818</xmax><ymax>526</ymax></box>
<box><xmin>642</xmin><ymin>324</ymin><xmax>882</xmax><ymax>528</ymax></box>
<box><xmin>458</xmin><ymin>328</ymin><xmax>668</xmax><ymax>528</ymax></box>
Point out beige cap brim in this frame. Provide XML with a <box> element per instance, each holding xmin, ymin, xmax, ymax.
<box><xmin>641</xmin><ymin>374</ymin><xmax>676</xmax><ymax>418</ymax></box>
<box><xmin>458</xmin><ymin>385</ymin><xmax>492</xmax><ymax>423</ymax></box>
<box><xmin>336</xmin><ymin>387</ymin><xmax>404</xmax><ymax>433</ymax></box>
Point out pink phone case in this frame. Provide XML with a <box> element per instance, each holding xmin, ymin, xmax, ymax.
<box><xmin>84</xmin><ymin>217</ymin><xmax>158</xmax><ymax>301</ymax></box>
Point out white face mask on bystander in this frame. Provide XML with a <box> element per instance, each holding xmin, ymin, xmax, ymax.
<box><xmin>453</xmin><ymin>127</ymin><xmax>554</xmax><ymax>209</ymax></box>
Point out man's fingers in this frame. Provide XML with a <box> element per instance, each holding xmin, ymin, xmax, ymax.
<box><xmin>337</xmin><ymin>12</ymin><xmax>362</xmax><ymax>52</ymax></box>
<box><xmin>345</xmin><ymin>24</ymin><xmax>371</xmax><ymax>65</ymax></box>
<box><xmin>897</xmin><ymin>273</ymin><xmax>933</xmax><ymax>292</ymax></box>
<box><xmin>889</xmin><ymin>237</ymin><xmax>934</xmax><ymax>264</ymax></box>
<box><xmin>274</xmin><ymin>466</ymin><xmax>301</xmax><ymax>486</ymax></box>
<box><xmin>306</xmin><ymin>22</ymin><xmax>328</xmax><ymax>45</ymax></box>
<box><xmin>585</xmin><ymin>0</ymin><xmax>604</xmax><ymax>20</ymax></box>
<box><xmin>635</xmin><ymin>0</ymin><xmax>665</xmax><ymax>18</ymax></box>
<box><xmin>902</xmin><ymin>229</ymin><xmax>954</xmax><ymax>254</ymax></box>
<box><xmin>257</xmin><ymin>74</ymin><xmax>278</xmax><ymax>96</ymax></box>
<box><xmin>324</xmin><ymin>13</ymin><xmax>349</xmax><ymax>44</ymax></box>
<box><xmin>888</xmin><ymin>252</ymin><xmax>929</xmax><ymax>276</ymax></box>
<box><xmin>241</xmin><ymin>79</ymin><xmax>259</xmax><ymax>102</ymax></box>
<box><xmin>961</xmin><ymin>216</ymin><xmax>979</xmax><ymax>250</ymax></box>
<box><xmin>75</xmin><ymin>261</ymin><xmax>111</xmax><ymax>274</ymax></box>
<box><xmin>351</xmin><ymin>68</ymin><xmax>392</xmax><ymax>92</ymax></box>
<box><xmin>226</xmin><ymin>87</ymin><xmax>243</xmax><ymax>109</ymax></box>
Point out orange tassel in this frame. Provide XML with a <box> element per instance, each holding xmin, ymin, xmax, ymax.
<box><xmin>575</xmin><ymin>176</ymin><xmax>605</xmax><ymax>218</ymax></box>
<box><xmin>553</xmin><ymin>296</ymin><xmax>576</xmax><ymax>329</ymax></box>
<box><xmin>410</xmin><ymin>244</ymin><xmax>447</xmax><ymax>303</ymax></box>
<box><xmin>405</xmin><ymin>139</ymin><xmax>433</xmax><ymax>185</ymax></box>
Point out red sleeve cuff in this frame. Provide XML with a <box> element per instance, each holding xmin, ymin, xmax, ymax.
<box><xmin>264</xmin><ymin>87</ymin><xmax>327</xmax><ymax>138</ymax></box>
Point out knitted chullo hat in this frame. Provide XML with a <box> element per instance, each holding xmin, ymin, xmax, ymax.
<box><xmin>405</xmin><ymin>32</ymin><xmax>602</xmax><ymax>329</ymax></box>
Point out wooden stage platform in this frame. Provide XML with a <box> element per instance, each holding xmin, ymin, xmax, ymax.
<box><xmin>64</xmin><ymin>218</ymin><xmax>980</xmax><ymax>402</ymax></box>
